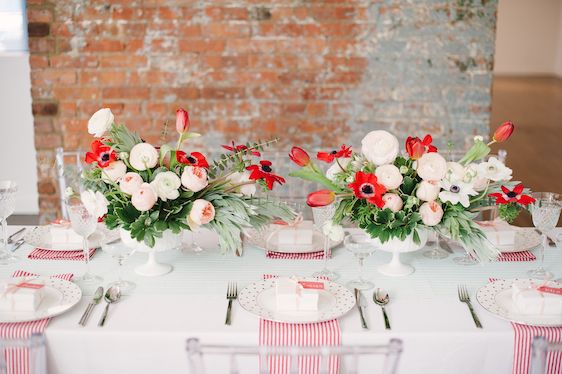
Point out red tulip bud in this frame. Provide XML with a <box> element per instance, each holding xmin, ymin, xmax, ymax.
<box><xmin>307</xmin><ymin>190</ymin><xmax>336</xmax><ymax>207</ymax></box>
<box><xmin>176</xmin><ymin>108</ymin><xmax>190</xmax><ymax>134</ymax></box>
<box><xmin>493</xmin><ymin>121</ymin><xmax>514</xmax><ymax>143</ymax></box>
<box><xmin>405</xmin><ymin>137</ymin><xmax>425</xmax><ymax>160</ymax></box>
<box><xmin>289</xmin><ymin>146</ymin><xmax>310</xmax><ymax>167</ymax></box>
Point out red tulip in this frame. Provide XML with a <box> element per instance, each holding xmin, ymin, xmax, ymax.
<box><xmin>405</xmin><ymin>135</ymin><xmax>437</xmax><ymax>160</ymax></box>
<box><xmin>493</xmin><ymin>121</ymin><xmax>514</xmax><ymax>143</ymax></box>
<box><xmin>289</xmin><ymin>146</ymin><xmax>310</xmax><ymax>167</ymax></box>
<box><xmin>176</xmin><ymin>108</ymin><xmax>190</xmax><ymax>133</ymax></box>
<box><xmin>306</xmin><ymin>190</ymin><xmax>336</xmax><ymax>207</ymax></box>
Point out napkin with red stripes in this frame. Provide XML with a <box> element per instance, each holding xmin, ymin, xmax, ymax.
<box><xmin>488</xmin><ymin>278</ymin><xmax>561</xmax><ymax>374</ymax></box>
<box><xmin>28</xmin><ymin>247</ymin><xmax>96</xmax><ymax>261</ymax></box>
<box><xmin>0</xmin><ymin>270</ymin><xmax>74</xmax><ymax>374</ymax></box>
<box><xmin>258</xmin><ymin>275</ymin><xmax>341</xmax><ymax>374</ymax></box>
<box><xmin>496</xmin><ymin>251</ymin><xmax>536</xmax><ymax>262</ymax></box>
<box><xmin>266</xmin><ymin>249</ymin><xmax>331</xmax><ymax>260</ymax></box>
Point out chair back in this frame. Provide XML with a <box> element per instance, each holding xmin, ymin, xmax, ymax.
<box><xmin>0</xmin><ymin>333</ymin><xmax>47</xmax><ymax>374</ymax></box>
<box><xmin>529</xmin><ymin>336</ymin><xmax>562</xmax><ymax>374</ymax></box>
<box><xmin>55</xmin><ymin>147</ymin><xmax>83</xmax><ymax>219</ymax></box>
<box><xmin>186</xmin><ymin>337</ymin><xmax>403</xmax><ymax>374</ymax></box>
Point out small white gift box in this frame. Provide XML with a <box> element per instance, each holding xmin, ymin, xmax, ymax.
<box><xmin>478</xmin><ymin>219</ymin><xmax>516</xmax><ymax>247</ymax></box>
<box><xmin>275</xmin><ymin>220</ymin><xmax>314</xmax><ymax>246</ymax></box>
<box><xmin>512</xmin><ymin>279</ymin><xmax>562</xmax><ymax>315</ymax></box>
<box><xmin>275</xmin><ymin>277</ymin><xmax>322</xmax><ymax>312</ymax></box>
<box><xmin>0</xmin><ymin>279</ymin><xmax>45</xmax><ymax>312</ymax></box>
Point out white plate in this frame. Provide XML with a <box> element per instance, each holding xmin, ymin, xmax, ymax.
<box><xmin>0</xmin><ymin>277</ymin><xmax>82</xmax><ymax>323</ymax></box>
<box><xmin>494</xmin><ymin>228</ymin><xmax>541</xmax><ymax>253</ymax></box>
<box><xmin>246</xmin><ymin>227</ymin><xmax>342</xmax><ymax>254</ymax></box>
<box><xmin>476</xmin><ymin>278</ymin><xmax>562</xmax><ymax>327</ymax></box>
<box><xmin>238</xmin><ymin>277</ymin><xmax>355</xmax><ymax>323</ymax></box>
<box><xmin>24</xmin><ymin>224</ymin><xmax>119</xmax><ymax>251</ymax></box>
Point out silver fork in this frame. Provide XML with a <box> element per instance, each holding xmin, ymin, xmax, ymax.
<box><xmin>458</xmin><ymin>285</ymin><xmax>482</xmax><ymax>328</ymax></box>
<box><xmin>225</xmin><ymin>282</ymin><xmax>238</xmax><ymax>325</ymax></box>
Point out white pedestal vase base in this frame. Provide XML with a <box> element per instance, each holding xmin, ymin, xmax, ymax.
<box><xmin>371</xmin><ymin>229</ymin><xmax>428</xmax><ymax>277</ymax></box>
<box><xmin>377</xmin><ymin>251</ymin><xmax>414</xmax><ymax>277</ymax></box>
<box><xmin>135</xmin><ymin>252</ymin><xmax>172</xmax><ymax>277</ymax></box>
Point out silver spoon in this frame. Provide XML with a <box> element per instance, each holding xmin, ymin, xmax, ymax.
<box><xmin>98</xmin><ymin>286</ymin><xmax>121</xmax><ymax>327</ymax></box>
<box><xmin>373</xmin><ymin>288</ymin><xmax>391</xmax><ymax>330</ymax></box>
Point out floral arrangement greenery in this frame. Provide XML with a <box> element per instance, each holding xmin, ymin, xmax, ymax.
<box><xmin>289</xmin><ymin>122</ymin><xmax>535</xmax><ymax>262</ymax></box>
<box><xmin>81</xmin><ymin>108</ymin><xmax>294</xmax><ymax>255</ymax></box>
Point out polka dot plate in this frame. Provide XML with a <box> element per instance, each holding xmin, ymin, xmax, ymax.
<box><xmin>476</xmin><ymin>278</ymin><xmax>562</xmax><ymax>326</ymax></box>
<box><xmin>238</xmin><ymin>277</ymin><xmax>356</xmax><ymax>323</ymax></box>
<box><xmin>0</xmin><ymin>276</ymin><xmax>82</xmax><ymax>323</ymax></box>
<box><xmin>494</xmin><ymin>228</ymin><xmax>542</xmax><ymax>253</ymax></box>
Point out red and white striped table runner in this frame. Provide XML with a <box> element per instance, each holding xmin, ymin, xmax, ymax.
<box><xmin>259</xmin><ymin>275</ymin><xmax>341</xmax><ymax>374</ymax></box>
<box><xmin>489</xmin><ymin>278</ymin><xmax>561</xmax><ymax>374</ymax></box>
<box><xmin>0</xmin><ymin>270</ymin><xmax>74</xmax><ymax>374</ymax></box>
<box><xmin>496</xmin><ymin>251</ymin><xmax>536</xmax><ymax>262</ymax></box>
<box><xmin>266</xmin><ymin>249</ymin><xmax>331</xmax><ymax>260</ymax></box>
<box><xmin>28</xmin><ymin>247</ymin><xmax>96</xmax><ymax>261</ymax></box>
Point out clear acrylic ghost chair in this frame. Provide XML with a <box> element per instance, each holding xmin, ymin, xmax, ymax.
<box><xmin>186</xmin><ymin>338</ymin><xmax>403</xmax><ymax>374</ymax></box>
<box><xmin>0</xmin><ymin>333</ymin><xmax>47</xmax><ymax>374</ymax></box>
<box><xmin>529</xmin><ymin>336</ymin><xmax>562</xmax><ymax>374</ymax></box>
<box><xmin>55</xmin><ymin>147</ymin><xmax>83</xmax><ymax>220</ymax></box>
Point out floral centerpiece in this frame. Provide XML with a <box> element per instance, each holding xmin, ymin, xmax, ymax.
<box><xmin>81</xmin><ymin>107</ymin><xmax>293</xmax><ymax>256</ymax></box>
<box><xmin>289</xmin><ymin>122</ymin><xmax>534</xmax><ymax>262</ymax></box>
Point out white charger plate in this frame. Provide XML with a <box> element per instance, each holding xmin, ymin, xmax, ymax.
<box><xmin>246</xmin><ymin>226</ymin><xmax>342</xmax><ymax>254</ymax></box>
<box><xmin>494</xmin><ymin>228</ymin><xmax>541</xmax><ymax>253</ymax></box>
<box><xmin>24</xmin><ymin>223</ymin><xmax>119</xmax><ymax>251</ymax></box>
<box><xmin>238</xmin><ymin>277</ymin><xmax>355</xmax><ymax>323</ymax></box>
<box><xmin>476</xmin><ymin>278</ymin><xmax>562</xmax><ymax>327</ymax></box>
<box><xmin>0</xmin><ymin>277</ymin><xmax>82</xmax><ymax>323</ymax></box>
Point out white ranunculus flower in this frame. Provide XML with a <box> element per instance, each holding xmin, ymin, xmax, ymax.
<box><xmin>439</xmin><ymin>177</ymin><xmax>478</xmax><ymax>208</ymax></box>
<box><xmin>101</xmin><ymin>160</ymin><xmax>127</xmax><ymax>183</ymax></box>
<box><xmin>87</xmin><ymin>108</ymin><xmax>114</xmax><ymax>138</ymax></box>
<box><xmin>181</xmin><ymin>166</ymin><xmax>208</xmax><ymax>192</ymax></box>
<box><xmin>129</xmin><ymin>143</ymin><xmax>159</xmax><ymax>171</ymax></box>
<box><xmin>446</xmin><ymin>162</ymin><xmax>465</xmax><ymax>180</ymax></box>
<box><xmin>477</xmin><ymin>157</ymin><xmax>512</xmax><ymax>182</ymax></box>
<box><xmin>322</xmin><ymin>221</ymin><xmax>345</xmax><ymax>242</ymax></box>
<box><xmin>361</xmin><ymin>130</ymin><xmax>399</xmax><ymax>166</ymax></box>
<box><xmin>326</xmin><ymin>158</ymin><xmax>351</xmax><ymax>182</ymax></box>
<box><xmin>227</xmin><ymin>171</ymin><xmax>256</xmax><ymax>196</ymax></box>
<box><xmin>150</xmin><ymin>171</ymin><xmax>181</xmax><ymax>201</ymax></box>
<box><xmin>416</xmin><ymin>152</ymin><xmax>447</xmax><ymax>181</ymax></box>
<box><xmin>416</xmin><ymin>180</ymin><xmax>440</xmax><ymax>201</ymax></box>
<box><xmin>80</xmin><ymin>190</ymin><xmax>108</xmax><ymax>218</ymax></box>
<box><xmin>375</xmin><ymin>164</ymin><xmax>403</xmax><ymax>190</ymax></box>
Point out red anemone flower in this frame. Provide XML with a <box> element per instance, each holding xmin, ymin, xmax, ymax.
<box><xmin>246</xmin><ymin>160</ymin><xmax>285</xmax><ymax>190</ymax></box>
<box><xmin>317</xmin><ymin>144</ymin><xmax>352</xmax><ymax>163</ymax></box>
<box><xmin>176</xmin><ymin>151</ymin><xmax>209</xmax><ymax>168</ymax></box>
<box><xmin>347</xmin><ymin>171</ymin><xmax>386</xmax><ymax>208</ymax></box>
<box><xmin>222</xmin><ymin>141</ymin><xmax>261</xmax><ymax>157</ymax></box>
<box><xmin>307</xmin><ymin>190</ymin><xmax>336</xmax><ymax>207</ymax></box>
<box><xmin>85</xmin><ymin>140</ymin><xmax>116</xmax><ymax>168</ymax></box>
<box><xmin>489</xmin><ymin>184</ymin><xmax>535</xmax><ymax>206</ymax></box>
<box><xmin>405</xmin><ymin>135</ymin><xmax>438</xmax><ymax>160</ymax></box>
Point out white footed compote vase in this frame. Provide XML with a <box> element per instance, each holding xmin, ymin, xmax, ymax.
<box><xmin>0</xmin><ymin>181</ymin><xmax>19</xmax><ymax>264</ymax></box>
<box><xmin>120</xmin><ymin>228</ymin><xmax>181</xmax><ymax>277</ymax></box>
<box><xmin>373</xmin><ymin>229</ymin><xmax>428</xmax><ymax>277</ymax></box>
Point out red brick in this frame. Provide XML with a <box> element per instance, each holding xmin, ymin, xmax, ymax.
<box><xmin>29</xmin><ymin>55</ymin><xmax>49</xmax><ymax>68</ymax></box>
<box><xmin>83</xmin><ymin>39</ymin><xmax>126</xmax><ymax>52</ymax></box>
<box><xmin>50</xmin><ymin>55</ymin><xmax>99</xmax><ymax>68</ymax></box>
<box><xmin>201</xmin><ymin>87</ymin><xmax>246</xmax><ymax>100</ymax></box>
<box><xmin>103</xmin><ymin>87</ymin><xmax>150</xmax><ymax>100</ymax></box>
<box><xmin>27</xmin><ymin>8</ymin><xmax>52</xmax><ymax>22</ymax></box>
<box><xmin>205</xmin><ymin>6</ymin><xmax>248</xmax><ymax>21</ymax></box>
<box><xmin>99</xmin><ymin>55</ymin><xmax>147</xmax><ymax>68</ymax></box>
<box><xmin>178</xmin><ymin>39</ymin><xmax>225</xmax><ymax>53</ymax></box>
<box><xmin>35</xmin><ymin>133</ymin><xmax>62</xmax><ymax>149</ymax></box>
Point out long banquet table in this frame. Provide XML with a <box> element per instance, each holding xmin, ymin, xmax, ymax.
<box><xmin>2</xmin><ymin>225</ymin><xmax>561</xmax><ymax>374</ymax></box>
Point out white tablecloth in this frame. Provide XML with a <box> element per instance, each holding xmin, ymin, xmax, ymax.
<box><xmin>2</xmin><ymin>225</ymin><xmax>561</xmax><ymax>374</ymax></box>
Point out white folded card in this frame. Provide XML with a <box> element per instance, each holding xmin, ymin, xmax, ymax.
<box><xmin>512</xmin><ymin>279</ymin><xmax>562</xmax><ymax>315</ymax></box>
<box><xmin>0</xmin><ymin>279</ymin><xmax>45</xmax><ymax>312</ymax></box>
<box><xmin>275</xmin><ymin>277</ymin><xmax>322</xmax><ymax>312</ymax></box>
<box><xmin>478</xmin><ymin>220</ymin><xmax>516</xmax><ymax>247</ymax></box>
<box><xmin>50</xmin><ymin>225</ymin><xmax>83</xmax><ymax>245</ymax></box>
<box><xmin>275</xmin><ymin>221</ymin><xmax>314</xmax><ymax>246</ymax></box>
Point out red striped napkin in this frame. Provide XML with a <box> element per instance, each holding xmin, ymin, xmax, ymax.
<box><xmin>28</xmin><ymin>247</ymin><xmax>96</xmax><ymax>261</ymax></box>
<box><xmin>489</xmin><ymin>278</ymin><xmax>561</xmax><ymax>374</ymax></box>
<box><xmin>266</xmin><ymin>249</ymin><xmax>331</xmax><ymax>260</ymax></box>
<box><xmin>259</xmin><ymin>275</ymin><xmax>341</xmax><ymax>374</ymax></box>
<box><xmin>496</xmin><ymin>251</ymin><xmax>536</xmax><ymax>262</ymax></box>
<box><xmin>0</xmin><ymin>270</ymin><xmax>74</xmax><ymax>374</ymax></box>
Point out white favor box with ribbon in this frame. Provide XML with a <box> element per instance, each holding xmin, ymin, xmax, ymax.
<box><xmin>275</xmin><ymin>277</ymin><xmax>321</xmax><ymax>312</ymax></box>
<box><xmin>276</xmin><ymin>220</ymin><xmax>314</xmax><ymax>246</ymax></box>
<box><xmin>512</xmin><ymin>279</ymin><xmax>562</xmax><ymax>315</ymax></box>
<box><xmin>0</xmin><ymin>279</ymin><xmax>45</xmax><ymax>312</ymax></box>
<box><xmin>478</xmin><ymin>219</ymin><xmax>516</xmax><ymax>247</ymax></box>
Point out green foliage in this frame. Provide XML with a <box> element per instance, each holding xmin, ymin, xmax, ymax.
<box><xmin>498</xmin><ymin>203</ymin><xmax>520</xmax><ymax>223</ymax></box>
<box><xmin>208</xmin><ymin>139</ymin><xmax>279</xmax><ymax>178</ymax></box>
<box><xmin>105</xmin><ymin>123</ymin><xmax>142</xmax><ymax>153</ymax></box>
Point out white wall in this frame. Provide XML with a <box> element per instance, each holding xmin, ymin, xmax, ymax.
<box><xmin>494</xmin><ymin>0</ymin><xmax>562</xmax><ymax>76</ymax></box>
<box><xmin>0</xmin><ymin>53</ymin><xmax>39</xmax><ymax>214</ymax></box>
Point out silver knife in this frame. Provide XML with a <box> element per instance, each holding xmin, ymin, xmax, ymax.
<box><xmin>7</xmin><ymin>228</ymin><xmax>25</xmax><ymax>244</ymax></box>
<box><xmin>354</xmin><ymin>288</ymin><xmax>368</xmax><ymax>329</ymax></box>
<box><xmin>78</xmin><ymin>287</ymin><xmax>104</xmax><ymax>326</ymax></box>
<box><xmin>11</xmin><ymin>237</ymin><xmax>26</xmax><ymax>252</ymax></box>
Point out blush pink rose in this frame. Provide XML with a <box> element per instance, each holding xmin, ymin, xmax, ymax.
<box><xmin>419</xmin><ymin>201</ymin><xmax>444</xmax><ymax>226</ymax></box>
<box><xmin>120</xmin><ymin>172</ymin><xmax>144</xmax><ymax>195</ymax></box>
<box><xmin>416</xmin><ymin>180</ymin><xmax>440</xmax><ymax>202</ymax></box>
<box><xmin>382</xmin><ymin>193</ymin><xmax>403</xmax><ymax>212</ymax></box>
<box><xmin>131</xmin><ymin>183</ymin><xmax>158</xmax><ymax>212</ymax></box>
<box><xmin>189</xmin><ymin>199</ymin><xmax>215</xmax><ymax>227</ymax></box>
<box><xmin>181</xmin><ymin>166</ymin><xmax>208</xmax><ymax>192</ymax></box>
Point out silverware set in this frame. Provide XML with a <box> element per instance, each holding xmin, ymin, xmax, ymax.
<box><xmin>354</xmin><ymin>288</ymin><xmax>368</xmax><ymax>329</ymax></box>
<box><xmin>7</xmin><ymin>227</ymin><xmax>33</xmax><ymax>252</ymax></box>
<box><xmin>354</xmin><ymin>288</ymin><xmax>392</xmax><ymax>330</ymax></box>
<box><xmin>225</xmin><ymin>282</ymin><xmax>238</xmax><ymax>325</ymax></box>
<box><xmin>457</xmin><ymin>284</ymin><xmax>482</xmax><ymax>328</ymax></box>
<box><xmin>78</xmin><ymin>286</ymin><xmax>122</xmax><ymax>327</ymax></box>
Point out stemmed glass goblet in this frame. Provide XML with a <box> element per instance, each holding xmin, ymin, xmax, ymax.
<box><xmin>344</xmin><ymin>233</ymin><xmax>376</xmax><ymax>290</ymax></box>
<box><xmin>311</xmin><ymin>204</ymin><xmax>339</xmax><ymax>280</ymax></box>
<box><xmin>0</xmin><ymin>181</ymin><xmax>19</xmax><ymax>264</ymax></box>
<box><xmin>65</xmin><ymin>197</ymin><xmax>103</xmax><ymax>288</ymax></box>
<box><xmin>528</xmin><ymin>192</ymin><xmax>561</xmax><ymax>279</ymax></box>
<box><xmin>423</xmin><ymin>231</ymin><xmax>449</xmax><ymax>260</ymax></box>
<box><xmin>102</xmin><ymin>243</ymin><xmax>136</xmax><ymax>294</ymax></box>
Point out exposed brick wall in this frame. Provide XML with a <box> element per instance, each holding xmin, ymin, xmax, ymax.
<box><xmin>27</xmin><ymin>0</ymin><xmax>498</xmax><ymax>219</ymax></box>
